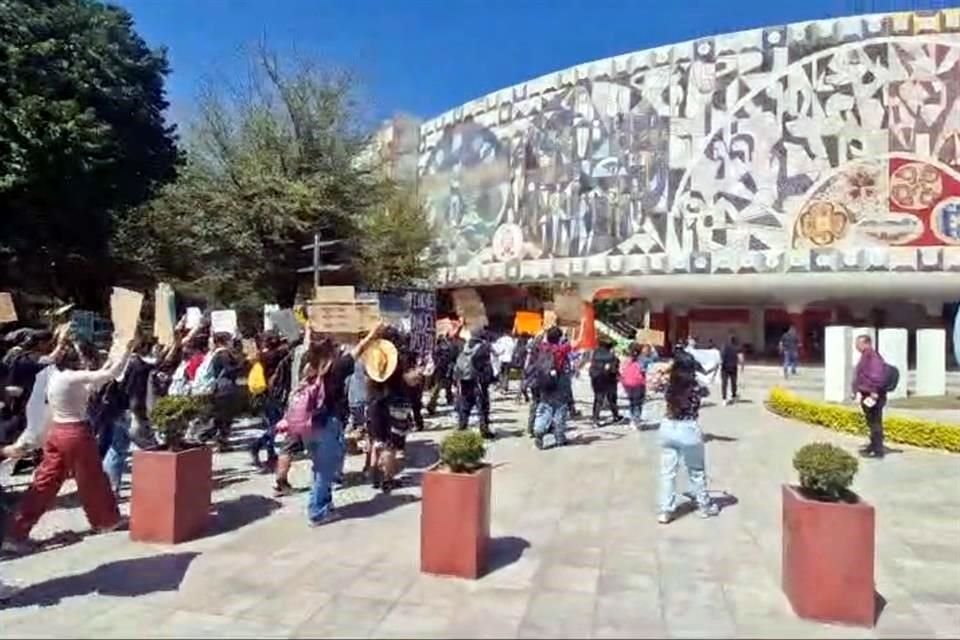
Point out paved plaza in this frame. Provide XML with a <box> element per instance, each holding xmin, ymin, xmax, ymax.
<box><xmin>0</xmin><ymin>368</ymin><xmax>958</xmax><ymax>638</ymax></box>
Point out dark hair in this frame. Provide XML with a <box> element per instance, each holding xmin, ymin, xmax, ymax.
<box><xmin>598</xmin><ymin>338</ymin><xmax>614</xmax><ymax>350</ymax></box>
<box><xmin>665</xmin><ymin>352</ymin><xmax>699</xmax><ymax>418</ymax></box>
<box><xmin>728</xmin><ymin>335</ymin><xmax>739</xmax><ymax>345</ymax></box>
<box><xmin>628</xmin><ymin>343</ymin><xmax>642</xmax><ymax>359</ymax></box>
<box><xmin>546</xmin><ymin>326</ymin><xmax>563</xmax><ymax>345</ymax></box>
<box><xmin>212</xmin><ymin>332</ymin><xmax>232</xmax><ymax>348</ymax></box>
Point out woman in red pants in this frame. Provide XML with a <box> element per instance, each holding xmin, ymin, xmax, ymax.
<box><xmin>2</xmin><ymin>330</ymin><xmax>132</xmax><ymax>554</ymax></box>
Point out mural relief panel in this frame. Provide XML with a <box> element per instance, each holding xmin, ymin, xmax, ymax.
<box><xmin>417</xmin><ymin>10</ymin><xmax>960</xmax><ymax>273</ymax></box>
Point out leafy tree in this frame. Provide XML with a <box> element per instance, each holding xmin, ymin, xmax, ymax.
<box><xmin>358</xmin><ymin>186</ymin><xmax>437</xmax><ymax>290</ymax></box>
<box><xmin>0</xmin><ymin>0</ymin><xmax>180</xmax><ymax>304</ymax></box>
<box><xmin>116</xmin><ymin>44</ymin><xmax>435</xmax><ymax>308</ymax></box>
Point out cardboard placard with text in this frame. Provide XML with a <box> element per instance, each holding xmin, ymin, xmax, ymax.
<box><xmin>314</xmin><ymin>286</ymin><xmax>356</xmax><ymax>303</ymax></box>
<box><xmin>211</xmin><ymin>310</ymin><xmax>238</xmax><ymax>336</ymax></box>
<box><xmin>153</xmin><ymin>283</ymin><xmax>176</xmax><ymax>346</ymax></box>
<box><xmin>451</xmin><ymin>288</ymin><xmax>487</xmax><ymax>330</ymax></box>
<box><xmin>308</xmin><ymin>302</ymin><xmax>359</xmax><ymax>334</ymax></box>
<box><xmin>553</xmin><ymin>293</ymin><xmax>582</xmax><ymax>326</ymax></box>
<box><xmin>185</xmin><ymin>307</ymin><xmax>203</xmax><ymax>330</ymax></box>
<box><xmin>635</xmin><ymin>328</ymin><xmax>666</xmax><ymax>347</ymax></box>
<box><xmin>0</xmin><ymin>292</ymin><xmax>17</xmax><ymax>324</ymax></box>
<box><xmin>268</xmin><ymin>309</ymin><xmax>301</xmax><ymax>342</ymax></box>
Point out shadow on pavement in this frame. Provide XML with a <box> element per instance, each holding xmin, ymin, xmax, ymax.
<box><xmin>338</xmin><ymin>492</ymin><xmax>420</xmax><ymax>520</ymax></box>
<box><xmin>203</xmin><ymin>494</ymin><xmax>282</xmax><ymax>538</ymax></box>
<box><xmin>703</xmin><ymin>433</ymin><xmax>739</xmax><ymax>443</ymax></box>
<box><xmin>0</xmin><ymin>552</ymin><xmax>199</xmax><ymax>609</ymax></box>
<box><xmin>486</xmin><ymin>536</ymin><xmax>532</xmax><ymax>575</ymax></box>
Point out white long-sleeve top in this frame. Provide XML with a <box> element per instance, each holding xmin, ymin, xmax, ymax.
<box><xmin>45</xmin><ymin>353</ymin><xmax>130</xmax><ymax>424</ymax></box>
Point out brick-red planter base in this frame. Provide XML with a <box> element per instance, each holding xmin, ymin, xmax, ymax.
<box><xmin>420</xmin><ymin>465</ymin><xmax>491</xmax><ymax>579</ymax></box>
<box><xmin>782</xmin><ymin>484</ymin><xmax>876</xmax><ymax>627</ymax></box>
<box><xmin>130</xmin><ymin>447</ymin><xmax>212</xmax><ymax>544</ymax></box>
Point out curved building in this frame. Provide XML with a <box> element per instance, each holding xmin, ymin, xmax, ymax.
<box><xmin>386</xmin><ymin>9</ymin><xmax>960</xmax><ymax>355</ymax></box>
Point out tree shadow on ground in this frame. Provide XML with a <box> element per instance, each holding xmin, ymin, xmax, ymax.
<box><xmin>485</xmin><ymin>536</ymin><xmax>532</xmax><ymax>575</ymax></box>
<box><xmin>202</xmin><ymin>494</ymin><xmax>282</xmax><ymax>538</ymax></box>
<box><xmin>0</xmin><ymin>552</ymin><xmax>199</xmax><ymax>609</ymax></box>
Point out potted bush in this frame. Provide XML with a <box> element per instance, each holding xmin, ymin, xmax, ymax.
<box><xmin>420</xmin><ymin>430</ymin><xmax>491</xmax><ymax>579</ymax></box>
<box><xmin>130</xmin><ymin>395</ymin><xmax>214</xmax><ymax>544</ymax></box>
<box><xmin>782</xmin><ymin>442</ymin><xmax>876</xmax><ymax>627</ymax></box>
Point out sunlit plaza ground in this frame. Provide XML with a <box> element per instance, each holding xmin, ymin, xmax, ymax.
<box><xmin>0</xmin><ymin>367</ymin><xmax>958</xmax><ymax>639</ymax></box>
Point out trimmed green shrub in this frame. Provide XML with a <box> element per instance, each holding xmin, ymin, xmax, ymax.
<box><xmin>439</xmin><ymin>430</ymin><xmax>486</xmax><ymax>473</ymax></box>
<box><xmin>767</xmin><ymin>387</ymin><xmax>960</xmax><ymax>453</ymax></box>
<box><xmin>793</xmin><ymin>442</ymin><xmax>858</xmax><ymax>501</ymax></box>
<box><xmin>150</xmin><ymin>395</ymin><xmax>210</xmax><ymax>450</ymax></box>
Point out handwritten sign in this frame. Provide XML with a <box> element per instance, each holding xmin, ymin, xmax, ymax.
<box><xmin>0</xmin><ymin>292</ymin><xmax>16</xmax><ymax>323</ymax></box>
<box><xmin>635</xmin><ymin>328</ymin><xmax>666</xmax><ymax>347</ymax></box>
<box><xmin>263</xmin><ymin>304</ymin><xmax>280</xmax><ymax>331</ymax></box>
<box><xmin>211</xmin><ymin>310</ymin><xmax>238</xmax><ymax>336</ymax></box>
<box><xmin>185</xmin><ymin>307</ymin><xmax>203</xmax><ymax>330</ymax></box>
<box><xmin>553</xmin><ymin>293</ymin><xmax>582</xmax><ymax>327</ymax></box>
<box><xmin>513</xmin><ymin>311</ymin><xmax>543</xmax><ymax>335</ymax></box>
<box><xmin>451</xmin><ymin>288</ymin><xmax>487</xmax><ymax>330</ymax></box>
<box><xmin>408</xmin><ymin>290</ymin><xmax>436</xmax><ymax>360</ymax></box>
<box><xmin>153</xmin><ymin>283</ymin><xmax>176</xmax><ymax>346</ymax></box>
<box><xmin>268</xmin><ymin>309</ymin><xmax>300</xmax><ymax>342</ymax></box>
<box><xmin>308</xmin><ymin>302</ymin><xmax>358</xmax><ymax>334</ymax></box>
<box><xmin>110</xmin><ymin>287</ymin><xmax>144</xmax><ymax>356</ymax></box>
<box><xmin>314</xmin><ymin>286</ymin><xmax>356</xmax><ymax>303</ymax></box>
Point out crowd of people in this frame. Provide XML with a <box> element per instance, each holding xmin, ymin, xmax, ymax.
<box><xmin>0</xmin><ymin>311</ymin><xmax>892</xmax><ymax>601</ymax></box>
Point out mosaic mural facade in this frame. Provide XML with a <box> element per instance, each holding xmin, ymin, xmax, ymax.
<box><xmin>412</xmin><ymin>10</ymin><xmax>960</xmax><ymax>285</ymax></box>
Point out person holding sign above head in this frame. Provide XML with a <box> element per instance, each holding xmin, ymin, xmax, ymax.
<box><xmin>2</xmin><ymin>325</ymin><xmax>133</xmax><ymax>554</ymax></box>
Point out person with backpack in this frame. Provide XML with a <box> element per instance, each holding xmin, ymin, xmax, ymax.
<box><xmin>620</xmin><ymin>343</ymin><xmax>647</xmax><ymax>429</ymax></box>
<box><xmin>852</xmin><ymin>334</ymin><xmax>892</xmax><ymax>459</ymax></box>
<box><xmin>426</xmin><ymin>332</ymin><xmax>460</xmax><ymax>416</ymax></box>
<box><xmin>719</xmin><ymin>335</ymin><xmax>744</xmax><ymax>406</ymax></box>
<box><xmin>454</xmin><ymin>332</ymin><xmax>495</xmax><ymax>439</ymax></box>
<box><xmin>589</xmin><ymin>338</ymin><xmax>621</xmax><ymax>427</ymax></box>
<box><xmin>249</xmin><ymin>331</ymin><xmax>290</xmax><ymax>471</ymax></box>
<box><xmin>192</xmin><ymin>332</ymin><xmax>242</xmax><ymax>451</ymax></box>
<box><xmin>530</xmin><ymin>327</ymin><xmax>572</xmax><ymax>449</ymax></box>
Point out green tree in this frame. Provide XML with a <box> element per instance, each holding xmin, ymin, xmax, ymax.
<box><xmin>358</xmin><ymin>186</ymin><xmax>437</xmax><ymax>290</ymax></box>
<box><xmin>0</xmin><ymin>0</ymin><xmax>180</xmax><ymax>304</ymax></box>
<box><xmin>116</xmin><ymin>44</ymin><xmax>435</xmax><ymax>308</ymax></box>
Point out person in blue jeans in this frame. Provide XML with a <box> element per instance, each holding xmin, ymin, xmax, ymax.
<box><xmin>779</xmin><ymin>326</ymin><xmax>800</xmax><ymax>379</ymax></box>
<box><xmin>658</xmin><ymin>351</ymin><xmax>719</xmax><ymax>524</ymax></box>
<box><xmin>531</xmin><ymin>327</ymin><xmax>572</xmax><ymax>450</ymax></box>
<box><xmin>305</xmin><ymin>324</ymin><xmax>381</xmax><ymax>527</ymax></box>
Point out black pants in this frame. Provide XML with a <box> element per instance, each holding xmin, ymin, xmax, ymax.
<box><xmin>426</xmin><ymin>377</ymin><xmax>454</xmax><ymax>414</ymax></box>
<box><xmin>862</xmin><ymin>396</ymin><xmax>886</xmax><ymax>455</ymax></box>
<box><xmin>458</xmin><ymin>380</ymin><xmax>490</xmax><ymax>431</ymax></box>
<box><xmin>411</xmin><ymin>384</ymin><xmax>425</xmax><ymax>431</ymax></box>
<box><xmin>591</xmin><ymin>381</ymin><xmax>620</xmax><ymax>423</ymax></box>
<box><xmin>527</xmin><ymin>388</ymin><xmax>540</xmax><ymax>434</ymax></box>
<box><xmin>721</xmin><ymin>368</ymin><xmax>738</xmax><ymax>401</ymax></box>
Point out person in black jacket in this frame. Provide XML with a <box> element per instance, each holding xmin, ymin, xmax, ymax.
<box><xmin>720</xmin><ymin>335</ymin><xmax>743</xmax><ymax>406</ymax></box>
<box><xmin>589</xmin><ymin>339</ymin><xmax>622</xmax><ymax>426</ymax></box>
<box><xmin>426</xmin><ymin>334</ymin><xmax>460</xmax><ymax>416</ymax></box>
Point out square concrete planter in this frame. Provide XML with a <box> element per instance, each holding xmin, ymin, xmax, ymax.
<box><xmin>420</xmin><ymin>464</ymin><xmax>491</xmax><ymax>579</ymax></box>
<box><xmin>782</xmin><ymin>484</ymin><xmax>876</xmax><ymax>627</ymax></box>
<box><xmin>130</xmin><ymin>446</ymin><xmax>212</xmax><ymax>544</ymax></box>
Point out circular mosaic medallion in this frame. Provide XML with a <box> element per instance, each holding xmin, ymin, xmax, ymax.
<box><xmin>796</xmin><ymin>200</ymin><xmax>850</xmax><ymax>247</ymax></box>
<box><xmin>890</xmin><ymin>162</ymin><xmax>943</xmax><ymax>210</ymax></box>
<box><xmin>491</xmin><ymin>223</ymin><xmax>525</xmax><ymax>262</ymax></box>
<box><xmin>931</xmin><ymin>197</ymin><xmax>960</xmax><ymax>245</ymax></box>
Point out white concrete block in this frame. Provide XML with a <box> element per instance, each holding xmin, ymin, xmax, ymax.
<box><xmin>877</xmin><ymin>328</ymin><xmax>908</xmax><ymax>399</ymax></box>
<box><xmin>824</xmin><ymin>325</ymin><xmax>853</xmax><ymax>403</ymax></box>
<box><xmin>916</xmin><ymin>328</ymin><xmax>947</xmax><ymax>397</ymax></box>
<box><xmin>851</xmin><ymin>327</ymin><xmax>876</xmax><ymax>365</ymax></box>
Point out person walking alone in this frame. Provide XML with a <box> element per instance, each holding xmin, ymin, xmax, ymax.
<box><xmin>779</xmin><ymin>326</ymin><xmax>801</xmax><ymax>379</ymax></box>
<box><xmin>589</xmin><ymin>338</ymin><xmax>621</xmax><ymax>426</ymax></box>
<box><xmin>853</xmin><ymin>334</ymin><xmax>888</xmax><ymax>459</ymax></box>
<box><xmin>719</xmin><ymin>335</ymin><xmax>743</xmax><ymax>406</ymax></box>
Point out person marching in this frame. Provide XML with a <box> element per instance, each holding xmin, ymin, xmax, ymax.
<box><xmin>588</xmin><ymin>338</ymin><xmax>621</xmax><ymax>427</ymax></box>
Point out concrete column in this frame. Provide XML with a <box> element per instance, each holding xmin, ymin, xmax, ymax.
<box><xmin>877</xmin><ymin>328</ymin><xmax>908</xmax><ymax>399</ymax></box>
<box><xmin>824</xmin><ymin>326</ymin><xmax>853</xmax><ymax>403</ymax></box>
<box><xmin>916</xmin><ymin>328</ymin><xmax>946</xmax><ymax>397</ymax></box>
<box><xmin>851</xmin><ymin>327</ymin><xmax>876</xmax><ymax>366</ymax></box>
<box><xmin>750</xmin><ymin>306</ymin><xmax>765</xmax><ymax>355</ymax></box>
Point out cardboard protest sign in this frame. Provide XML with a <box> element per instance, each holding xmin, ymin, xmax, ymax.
<box><xmin>451</xmin><ymin>288</ymin><xmax>487</xmax><ymax>330</ymax></box>
<box><xmin>268</xmin><ymin>309</ymin><xmax>300</xmax><ymax>342</ymax></box>
<box><xmin>185</xmin><ymin>307</ymin><xmax>203</xmax><ymax>330</ymax></box>
<box><xmin>356</xmin><ymin>300</ymin><xmax>381</xmax><ymax>332</ymax></box>
<box><xmin>308</xmin><ymin>302</ymin><xmax>358</xmax><ymax>334</ymax></box>
<box><xmin>635</xmin><ymin>328</ymin><xmax>666</xmax><ymax>347</ymax></box>
<box><xmin>314</xmin><ymin>286</ymin><xmax>356</xmax><ymax>303</ymax></box>
<box><xmin>0</xmin><ymin>292</ymin><xmax>17</xmax><ymax>323</ymax></box>
<box><xmin>408</xmin><ymin>290</ymin><xmax>436</xmax><ymax>360</ymax></box>
<box><xmin>211</xmin><ymin>310</ymin><xmax>238</xmax><ymax>336</ymax></box>
<box><xmin>153</xmin><ymin>283</ymin><xmax>176</xmax><ymax>346</ymax></box>
<box><xmin>553</xmin><ymin>293</ymin><xmax>582</xmax><ymax>326</ymax></box>
<box><xmin>110</xmin><ymin>287</ymin><xmax>144</xmax><ymax>355</ymax></box>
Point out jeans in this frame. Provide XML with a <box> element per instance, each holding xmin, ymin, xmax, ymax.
<box><xmin>658</xmin><ymin>418</ymin><xmax>710</xmax><ymax>514</ymax></box>
<box><xmin>533</xmin><ymin>402</ymin><xmax>568</xmax><ymax>446</ymax></box>
<box><xmin>627</xmin><ymin>387</ymin><xmax>646</xmax><ymax>425</ymax></box>
<box><xmin>102</xmin><ymin>414</ymin><xmax>132</xmax><ymax>495</ymax></box>
<box><xmin>862</xmin><ymin>396</ymin><xmax>886</xmax><ymax>454</ymax></box>
<box><xmin>782</xmin><ymin>351</ymin><xmax>798</xmax><ymax>377</ymax></box>
<box><xmin>307</xmin><ymin>415</ymin><xmax>344</xmax><ymax>522</ymax></box>
<box><xmin>721</xmin><ymin>369</ymin><xmax>738</xmax><ymax>400</ymax></box>
<box><xmin>251</xmin><ymin>397</ymin><xmax>283</xmax><ymax>465</ymax></box>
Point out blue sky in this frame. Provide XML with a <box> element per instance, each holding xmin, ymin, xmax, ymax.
<box><xmin>116</xmin><ymin>0</ymin><xmax>949</xmax><ymax>126</ymax></box>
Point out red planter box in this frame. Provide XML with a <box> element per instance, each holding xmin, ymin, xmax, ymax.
<box><xmin>782</xmin><ymin>484</ymin><xmax>876</xmax><ymax>627</ymax></box>
<box><xmin>420</xmin><ymin>465</ymin><xmax>491</xmax><ymax>579</ymax></box>
<box><xmin>130</xmin><ymin>447</ymin><xmax>213</xmax><ymax>544</ymax></box>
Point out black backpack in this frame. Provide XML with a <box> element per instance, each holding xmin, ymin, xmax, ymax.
<box><xmin>525</xmin><ymin>348</ymin><xmax>559</xmax><ymax>393</ymax></box>
<box><xmin>453</xmin><ymin>344</ymin><xmax>480</xmax><ymax>382</ymax></box>
<box><xmin>883</xmin><ymin>363</ymin><xmax>899</xmax><ymax>393</ymax></box>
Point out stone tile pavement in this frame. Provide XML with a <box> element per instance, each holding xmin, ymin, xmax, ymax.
<box><xmin>0</xmin><ymin>372</ymin><xmax>958</xmax><ymax>638</ymax></box>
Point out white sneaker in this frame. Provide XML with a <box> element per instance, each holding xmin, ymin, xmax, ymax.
<box><xmin>657</xmin><ymin>512</ymin><xmax>672</xmax><ymax>524</ymax></box>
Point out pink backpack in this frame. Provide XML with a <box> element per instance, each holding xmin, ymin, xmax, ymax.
<box><xmin>277</xmin><ymin>377</ymin><xmax>325</xmax><ymax>438</ymax></box>
<box><xmin>620</xmin><ymin>360</ymin><xmax>646</xmax><ymax>389</ymax></box>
